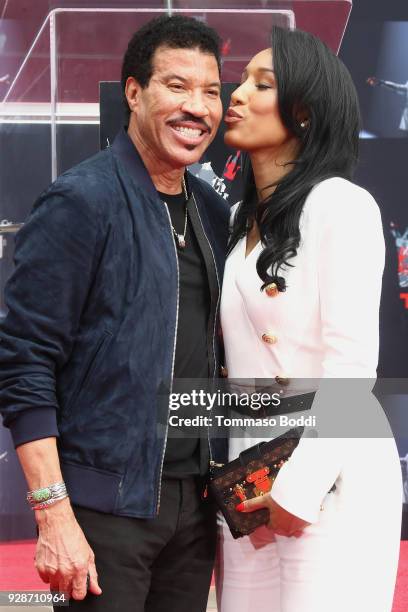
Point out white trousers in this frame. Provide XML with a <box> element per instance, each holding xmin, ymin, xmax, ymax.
<box><xmin>215</xmin><ymin>482</ymin><xmax>401</xmax><ymax>612</ymax></box>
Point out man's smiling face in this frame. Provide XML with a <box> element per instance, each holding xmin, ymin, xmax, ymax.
<box><xmin>128</xmin><ymin>45</ymin><xmax>222</xmax><ymax>169</ymax></box>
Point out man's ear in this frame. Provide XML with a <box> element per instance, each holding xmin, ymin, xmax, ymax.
<box><xmin>125</xmin><ymin>76</ymin><xmax>141</xmax><ymax>115</ymax></box>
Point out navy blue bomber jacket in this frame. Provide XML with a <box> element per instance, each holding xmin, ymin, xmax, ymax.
<box><xmin>0</xmin><ymin>130</ymin><xmax>230</xmax><ymax>518</ymax></box>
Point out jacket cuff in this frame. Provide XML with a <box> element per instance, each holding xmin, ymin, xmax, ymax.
<box><xmin>271</xmin><ymin>482</ymin><xmax>321</xmax><ymax>524</ymax></box>
<box><xmin>270</xmin><ymin>459</ymin><xmax>324</xmax><ymax>524</ymax></box>
<box><xmin>9</xmin><ymin>408</ymin><xmax>60</xmax><ymax>448</ymax></box>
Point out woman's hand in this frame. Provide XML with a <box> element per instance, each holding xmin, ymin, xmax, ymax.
<box><xmin>236</xmin><ymin>495</ymin><xmax>310</xmax><ymax>537</ymax></box>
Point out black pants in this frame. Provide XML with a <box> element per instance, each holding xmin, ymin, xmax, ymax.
<box><xmin>63</xmin><ymin>478</ymin><xmax>216</xmax><ymax>612</ymax></box>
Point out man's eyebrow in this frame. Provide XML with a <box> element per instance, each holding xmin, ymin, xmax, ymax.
<box><xmin>206</xmin><ymin>81</ymin><xmax>222</xmax><ymax>89</ymax></box>
<box><xmin>163</xmin><ymin>73</ymin><xmax>188</xmax><ymax>83</ymax></box>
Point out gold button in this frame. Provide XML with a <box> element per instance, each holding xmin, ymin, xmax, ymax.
<box><xmin>220</xmin><ymin>366</ymin><xmax>228</xmax><ymax>378</ymax></box>
<box><xmin>275</xmin><ymin>375</ymin><xmax>290</xmax><ymax>386</ymax></box>
<box><xmin>262</xmin><ymin>333</ymin><xmax>278</xmax><ymax>345</ymax></box>
<box><xmin>265</xmin><ymin>283</ymin><xmax>279</xmax><ymax>297</ymax></box>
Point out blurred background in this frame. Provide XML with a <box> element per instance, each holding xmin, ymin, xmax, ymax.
<box><xmin>0</xmin><ymin>6</ymin><xmax>407</xmax><ymax>607</ymax></box>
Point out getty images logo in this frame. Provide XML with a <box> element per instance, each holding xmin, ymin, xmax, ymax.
<box><xmin>390</xmin><ymin>222</ymin><xmax>408</xmax><ymax>308</ymax></box>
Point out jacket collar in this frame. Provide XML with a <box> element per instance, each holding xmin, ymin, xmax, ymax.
<box><xmin>111</xmin><ymin>129</ymin><xmax>199</xmax><ymax>201</ymax></box>
<box><xmin>111</xmin><ymin>128</ymin><xmax>158</xmax><ymax>200</ymax></box>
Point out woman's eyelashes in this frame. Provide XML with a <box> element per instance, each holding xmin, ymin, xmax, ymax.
<box><xmin>236</xmin><ymin>81</ymin><xmax>272</xmax><ymax>90</ymax></box>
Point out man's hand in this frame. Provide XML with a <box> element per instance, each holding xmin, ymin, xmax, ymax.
<box><xmin>35</xmin><ymin>498</ymin><xmax>102</xmax><ymax>600</ymax></box>
<box><xmin>15</xmin><ymin>439</ymin><xmax>102</xmax><ymax>600</ymax></box>
<box><xmin>367</xmin><ymin>76</ymin><xmax>380</xmax><ymax>87</ymax></box>
<box><xmin>236</xmin><ymin>495</ymin><xmax>310</xmax><ymax>537</ymax></box>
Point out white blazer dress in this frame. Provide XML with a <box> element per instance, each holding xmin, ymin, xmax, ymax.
<box><xmin>217</xmin><ymin>177</ymin><xmax>402</xmax><ymax>612</ymax></box>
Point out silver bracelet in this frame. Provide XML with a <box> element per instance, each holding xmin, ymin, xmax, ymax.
<box><xmin>27</xmin><ymin>481</ymin><xmax>69</xmax><ymax>510</ymax></box>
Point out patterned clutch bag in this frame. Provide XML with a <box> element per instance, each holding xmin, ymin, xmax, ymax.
<box><xmin>209</xmin><ymin>428</ymin><xmax>303</xmax><ymax>539</ymax></box>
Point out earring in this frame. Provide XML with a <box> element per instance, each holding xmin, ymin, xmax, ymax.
<box><xmin>300</xmin><ymin>120</ymin><xmax>309</xmax><ymax>129</ymax></box>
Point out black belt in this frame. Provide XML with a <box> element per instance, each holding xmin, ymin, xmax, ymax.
<box><xmin>228</xmin><ymin>390</ymin><xmax>316</xmax><ymax>419</ymax></box>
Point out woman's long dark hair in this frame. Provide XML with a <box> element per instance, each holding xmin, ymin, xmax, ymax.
<box><xmin>229</xmin><ymin>26</ymin><xmax>361</xmax><ymax>292</ymax></box>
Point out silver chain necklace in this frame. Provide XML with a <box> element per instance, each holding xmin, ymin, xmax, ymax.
<box><xmin>168</xmin><ymin>176</ymin><xmax>188</xmax><ymax>250</ymax></box>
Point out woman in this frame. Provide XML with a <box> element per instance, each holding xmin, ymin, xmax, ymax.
<box><xmin>217</xmin><ymin>26</ymin><xmax>402</xmax><ymax>612</ymax></box>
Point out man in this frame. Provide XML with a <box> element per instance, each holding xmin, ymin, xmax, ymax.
<box><xmin>367</xmin><ymin>75</ymin><xmax>408</xmax><ymax>131</ymax></box>
<box><xmin>0</xmin><ymin>15</ymin><xmax>229</xmax><ymax>611</ymax></box>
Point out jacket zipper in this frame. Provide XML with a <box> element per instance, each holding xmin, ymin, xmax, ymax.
<box><xmin>155</xmin><ymin>202</ymin><xmax>180</xmax><ymax>514</ymax></box>
<box><xmin>192</xmin><ymin>194</ymin><xmax>220</xmax><ymax>379</ymax></box>
<box><xmin>192</xmin><ymin>194</ymin><xmax>221</xmax><ymax>464</ymax></box>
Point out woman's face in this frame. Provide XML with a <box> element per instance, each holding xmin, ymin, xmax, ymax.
<box><xmin>224</xmin><ymin>48</ymin><xmax>294</xmax><ymax>153</ymax></box>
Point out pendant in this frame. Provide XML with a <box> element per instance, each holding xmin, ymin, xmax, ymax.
<box><xmin>177</xmin><ymin>235</ymin><xmax>186</xmax><ymax>249</ymax></box>
<box><xmin>265</xmin><ymin>282</ymin><xmax>278</xmax><ymax>297</ymax></box>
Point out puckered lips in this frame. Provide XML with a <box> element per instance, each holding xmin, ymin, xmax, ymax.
<box><xmin>167</xmin><ymin>119</ymin><xmax>210</xmax><ymax>146</ymax></box>
<box><xmin>224</xmin><ymin>107</ymin><xmax>244</xmax><ymax>125</ymax></box>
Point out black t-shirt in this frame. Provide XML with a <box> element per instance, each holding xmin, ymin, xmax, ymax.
<box><xmin>158</xmin><ymin>190</ymin><xmax>211</xmax><ymax>477</ymax></box>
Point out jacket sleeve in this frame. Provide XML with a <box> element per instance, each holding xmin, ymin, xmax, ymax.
<box><xmin>381</xmin><ymin>80</ymin><xmax>407</xmax><ymax>94</ymax></box>
<box><xmin>271</xmin><ymin>178</ymin><xmax>385</xmax><ymax>522</ymax></box>
<box><xmin>0</xmin><ymin>180</ymin><xmax>103</xmax><ymax>447</ymax></box>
